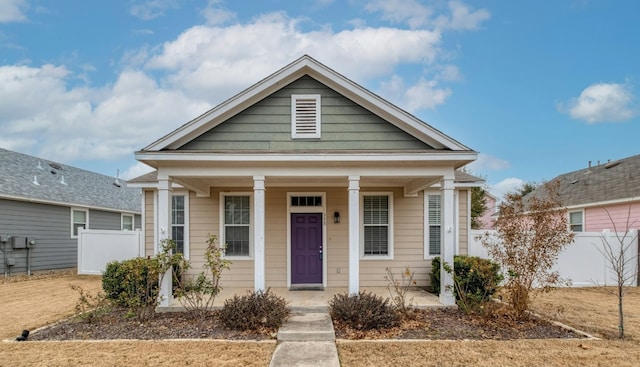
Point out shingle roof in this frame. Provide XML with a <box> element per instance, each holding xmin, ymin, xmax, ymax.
<box><xmin>0</xmin><ymin>148</ymin><xmax>141</xmax><ymax>213</ymax></box>
<box><xmin>528</xmin><ymin>154</ymin><xmax>640</xmax><ymax>207</ymax></box>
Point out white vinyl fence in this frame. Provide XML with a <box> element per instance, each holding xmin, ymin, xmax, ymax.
<box><xmin>469</xmin><ymin>229</ymin><xmax>639</xmax><ymax>287</ymax></box>
<box><xmin>77</xmin><ymin>229</ymin><xmax>144</xmax><ymax>275</ymax></box>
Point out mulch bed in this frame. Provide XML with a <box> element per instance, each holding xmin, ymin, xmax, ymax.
<box><xmin>28</xmin><ymin>308</ymin><xmax>271</xmax><ymax>341</ymax></box>
<box><xmin>27</xmin><ymin>306</ymin><xmax>583</xmax><ymax>342</ymax></box>
<box><xmin>333</xmin><ymin>308</ymin><xmax>584</xmax><ymax>340</ymax></box>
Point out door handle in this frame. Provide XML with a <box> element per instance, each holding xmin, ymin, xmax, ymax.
<box><xmin>319</xmin><ymin>249</ymin><xmax>323</xmax><ymax>261</ymax></box>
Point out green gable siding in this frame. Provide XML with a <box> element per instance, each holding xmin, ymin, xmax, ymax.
<box><xmin>179</xmin><ymin>75</ymin><xmax>433</xmax><ymax>151</ymax></box>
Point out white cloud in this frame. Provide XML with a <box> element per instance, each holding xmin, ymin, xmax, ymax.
<box><xmin>365</xmin><ymin>0</ymin><xmax>489</xmax><ymax>30</ymax></box>
<box><xmin>563</xmin><ymin>82</ymin><xmax>636</xmax><ymax>123</ymax></box>
<box><xmin>443</xmin><ymin>1</ymin><xmax>491</xmax><ymax>30</ymax></box>
<box><xmin>0</xmin><ymin>0</ymin><xmax>27</xmax><ymax>23</ymax></box>
<box><xmin>379</xmin><ymin>75</ymin><xmax>451</xmax><ymax>111</ymax></box>
<box><xmin>129</xmin><ymin>0</ymin><xmax>179</xmax><ymax>20</ymax></box>
<box><xmin>491</xmin><ymin>177</ymin><xmax>525</xmax><ymax>200</ymax></box>
<box><xmin>466</xmin><ymin>153</ymin><xmax>510</xmax><ymax>173</ymax></box>
<box><xmin>0</xmin><ymin>64</ymin><xmax>209</xmax><ymax>164</ymax></box>
<box><xmin>201</xmin><ymin>0</ymin><xmax>236</xmax><ymax>25</ymax></box>
<box><xmin>146</xmin><ymin>13</ymin><xmax>441</xmax><ymax>100</ymax></box>
<box><xmin>365</xmin><ymin>0</ymin><xmax>433</xmax><ymax>29</ymax></box>
<box><xmin>122</xmin><ymin>161</ymin><xmax>155</xmax><ymax>180</ymax></box>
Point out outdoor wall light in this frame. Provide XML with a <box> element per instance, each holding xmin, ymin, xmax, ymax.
<box><xmin>334</xmin><ymin>211</ymin><xmax>340</xmax><ymax>224</ymax></box>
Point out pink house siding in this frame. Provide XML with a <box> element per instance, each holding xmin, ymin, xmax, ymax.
<box><xmin>584</xmin><ymin>201</ymin><xmax>640</xmax><ymax>232</ymax></box>
<box><xmin>478</xmin><ymin>194</ymin><xmax>497</xmax><ymax>229</ymax></box>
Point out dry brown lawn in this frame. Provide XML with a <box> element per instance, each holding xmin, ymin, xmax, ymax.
<box><xmin>338</xmin><ymin>287</ymin><xmax>640</xmax><ymax>366</ymax></box>
<box><xmin>0</xmin><ymin>270</ymin><xmax>103</xmax><ymax>339</ymax></box>
<box><xmin>3</xmin><ymin>272</ymin><xmax>640</xmax><ymax>366</ymax></box>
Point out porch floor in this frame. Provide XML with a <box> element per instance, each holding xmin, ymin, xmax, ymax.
<box><xmin>158</xmin><ymin>287</ymin><xmax>445</xmax><ymax>312</ymax></box>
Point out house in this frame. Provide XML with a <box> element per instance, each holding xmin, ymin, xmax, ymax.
<box><xmin>131</xmin><ymin>55</ymin><xmax>480</xmax><ymax>306</ymax></box>
<box><xmin>0</xmin><ymin>148</ymin><xmax>142</xmax><ymax>275</ymax></box>
<box><xmin>528</xmin><ymin>154</ymin><xmax>640</xmax><ymax>233</ymax></box>
<box><xmin>478</xmin><ymin>192</ymin><xmax>498</xmax><ymax>229</ymax></box>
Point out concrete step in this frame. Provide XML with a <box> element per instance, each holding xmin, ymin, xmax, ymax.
<box><xmin>277</xmin><ymin>312</ymin><xmax>335</xmax><ymax>342</ymax></box>
<box><xmin>269</xmin><ymin>341</ymin><xmax>340</xmax><ymax>367</ymax></box>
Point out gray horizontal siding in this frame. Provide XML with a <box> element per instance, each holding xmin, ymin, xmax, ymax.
<box><xmin>179</xmin><ymin>75</ymin><xmax>433</xmax><ymax>151</ymax></box>
<box><xmin>0</xmin><ymin>198</ymin><xmax>137</xmax><ymax>275</ymax></box>
<box><xmin>0</xmin><ymin>199</ymin><xmax>76</xmax><ymax>274</ymax></box>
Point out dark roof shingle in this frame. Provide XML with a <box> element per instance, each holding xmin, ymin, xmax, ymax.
<box><xmin>0</xmin><ymin>148</ymin><xmax>141</xmax><ymax>213</ymax></box>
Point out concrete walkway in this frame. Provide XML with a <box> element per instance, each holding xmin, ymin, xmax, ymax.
<box><xmin>269</xmin><ymin>312</ymin><xmax>340</xmax><ymax>367</ymax></box>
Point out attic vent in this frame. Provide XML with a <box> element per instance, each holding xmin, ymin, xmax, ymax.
<box><xmin>291</xmin><ymin>94</ymin><xmax>321</xmax><ymax>139</ymax></box>
<box><xmin>49</xmin><ymin>162</ymin><xmax>62</xmax><ymax>170</ymax></box>
<box><xmin>605</xmin><ymin>160</ymin><xmax>620</xmax><ymax>169</ymax></box>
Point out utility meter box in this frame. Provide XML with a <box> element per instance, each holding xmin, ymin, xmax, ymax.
<box><xmin>11</xmin><ymin>236</ymin><xmax>27</xmax><ymax>249</ymax></box>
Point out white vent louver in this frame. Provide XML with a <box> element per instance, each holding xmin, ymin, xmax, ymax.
<box><xmin>291</xmin><ymin>94</ymin><xmax>321</xmax><ymax>139</ymax></box>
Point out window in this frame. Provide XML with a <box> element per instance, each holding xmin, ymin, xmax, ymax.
<box><xmin>222</xmin><ymin>194</ymin><xmax>251</xmax><ymax>257</ymax></box>
<box><xmin>426</xmin><ymin>194</ymin><xmax>442</xmax><ymax>257</ymax></box>
<box><xmin>71</xmin><ymin>208</ymin><xmax>88</xmax><ymax>238</ymax></box>
<box><xmin>362</xmin><ymin>194</ymin><xmax>393</xmax><ymax>258</ymax></box>
<box><xmin>291</xmin><ymin>94</ymin><xmax>321</xmax><ymax>139</ymax></box>
<box><xmin>122</xmin><ymin>214</ymin><xmax>134</xmax><ymax>231</ymax></box>
<box><xmin>569</xmin><ymin>211</ymin><xmax>583</xmax><ymax>232</ymax></box>
<box><xmin>172</xmin><ymin>195</ymin><xmax>186</xmax><ymax>254</ymax></box>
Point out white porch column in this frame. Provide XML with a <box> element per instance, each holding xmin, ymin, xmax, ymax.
<box><xmin>348</xmin><ymin>176</ymin><xmax>360</xmax><ymax>295</ymax></box>
<box><xmin>440</xmin><ymin>177</ymin><xmax>456</xmax><ymax>306</ymax></box>
<box><xmin>157</xmin><ymin>178</ymin><xmax>173</xmax><ymax>307</ymax></box>
<box><xmin>253</xmin><ymin>176</ymin><xmax>266</xmax><ymax>292</ymax></box>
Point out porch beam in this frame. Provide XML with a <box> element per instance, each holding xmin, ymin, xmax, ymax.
<box><xmin>439</xmin><ymin>177</ymin><xmax>456</xmax><ymax>306</ymax></box>
<box><xmin>157</xmin><ymin>178</ymin><xmax>173</xmax><ymax>307</ymax></box>
<box><xmin>171</xmin><ymin>177</ymin><xmax>210</xmax><ymax>197</ymax></box>
<box><xmin>404</xmin><ymin>177</ymin><xmax>439</xmax><ymax>197</ymax></box>
<box><xmin>348</xmin><ymin>176</ymin><xmax>360</xmax><ymax>295</ymax></box>
<box><xmin>253</xmin><ymin>176</ymin><xmax>266</xmax><ymax>292</ymax></box>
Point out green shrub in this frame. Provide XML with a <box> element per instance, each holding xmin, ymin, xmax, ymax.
<box><xmin>102</xmin><ymin>260</ymin><xmax>128</xmax><ymax>306</ymax></box>
<box><xmin>329</xmin><ymin>291</ymin><xmax>400</xmax><ymax>330</ymax></box>
<box><xmin>430</xmin><ymin>255</ymin><xmax>503</xmax><ymax>308</ymax></box>
<box><xmin>219</xmin><ymin>289</ymin><xmax>290</xmax><ymax>331</ymax></box>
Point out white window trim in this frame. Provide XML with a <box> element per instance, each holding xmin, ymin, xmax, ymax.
<box><xmin>569</xmin><ymin>209</ymin><xmax>584</xmax><ymax>232</ymax></box>
<box><xmin>121</xmin><ymin>213</ymin><xmax>134</xmax><ymax>231</ymax></box>
<box><xmin>291</xmin><ymin>94</ymin><xmax>321</xmax><ymax>139</ymax></box>
<box><xmin>219</xmin><ymin>192</ymin><xmax>254</xmax><ymax>260</ymax></box>
<box><xmin>360</xmin><ymin>192</ymin><xmax>394</xmax><ymax>260</ymax></box>
<box><xmin>70</xmin><ymin>208</ymin><xmax>88</xmax><ymax>238</ymax></box>
<box><xmin>424</xmin><ymin>191</ymin><xmax>443</xmax><ymax>259</ymax></box>
<box><xmin>172</xmin><ymin>192</ymin><xmax>190</xmax><ymax>259</ymax></box>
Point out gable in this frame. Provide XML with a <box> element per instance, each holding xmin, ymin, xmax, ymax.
<box><xmin>179</xmin><ymin>76</ymin><xmax>434</xmax><ymax>151</ymax></box>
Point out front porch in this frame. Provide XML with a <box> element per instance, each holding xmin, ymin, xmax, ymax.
<box><xmin>157</xmin><ymin>287</ymin><xmax>446</xmax><ymax>313</ymax></box>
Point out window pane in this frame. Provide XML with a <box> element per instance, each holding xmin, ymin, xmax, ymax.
<box><xmin>364</xmin><ymin>226</ymin><xmax>388</xmax><ymax>255</ymax></box>
<box><xmin>428</xmin><ymin>195</ymin><xmax>441</xmax><ymax>225</ymax></box>
<box><xmin>225</xmin><ymin>196</ymin><xmax>250</xmax><ymax>225</ymax></box>
<box><xmin>569</xmin><ymin>212</ymin><xmax>582</xmax><ymax>224</ymax></box>
<box><xmin>73</xmin><ymin>223</ymin><xmax>85</xmax><ymax>236</ymax></box>
<box><xmin>73</xmin><ymin>210</ymin><xmax>86</xmax><ymax>223</ymax></box>
<box><xmin>225</xmin><ymin>226</ymin><xmax>250</xmax><ymax>256</ymax></box>
<box><xmin>172</xmin><ymin>196</ymin><xmax>185</xmax><ymax>224</ymax></box>
<box><xmin>429</xmin><ymin>225</ymin><xmax>441</xmax><ymax>255</ymax></box>
<box><xmin>172</xmin><ymin>226</ymin><xmax>184</xmax><ymax>254</ymax></box>
<box><xmin>122</xmin><ymin>216</ymin><xmax>133</xmax><ymax>230</ymax></box>
<box><xmin>363</xmin><ymin>196</ymin><xmax>388</xmax><ymax>225</ymax></box>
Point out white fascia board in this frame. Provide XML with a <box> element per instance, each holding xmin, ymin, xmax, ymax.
<box><xmin>135</xmin><ymin>151</ymin><xmax>478</xmax><ymax>163</ymax></box>
<box><xmin>566</xmin><ymin>197</ymin><xmax>640</xmax><ymax>210</ymax></box>
<box><xmin>0</xmin><ymin>194</ymin><xmax>141</xmax><ymax>215</ymax></box>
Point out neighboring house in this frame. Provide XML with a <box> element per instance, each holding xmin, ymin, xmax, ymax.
<box><xmin>478</xmin><ymin>192</ymin><xmax>498</xmax><ymax>230</ymax></box>
<box><xmin>130</xmin><ymin>55</ymin><xmax>480</xmax><ymax>306</ymax></box>
<box><xmin>527</xmin><ymin>154</ymin><xmax>640</xmax><ymax>233</ymax></box>
<box><xmin>0</xmin><ymin>148</ymin><xmax>142</xmax><ymax>275</ymax></box>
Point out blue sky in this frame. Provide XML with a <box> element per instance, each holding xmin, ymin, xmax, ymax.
<box><xmin>1</xmin><ymin>0</ymin><xmax>638</xmax><ymax>197</ymax></box>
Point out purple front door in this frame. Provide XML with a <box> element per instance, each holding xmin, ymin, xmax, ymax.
<box><xmin>291</xmin><ymin>213</ymin><xmax>323</xmax><ymax>284</ymax></box>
